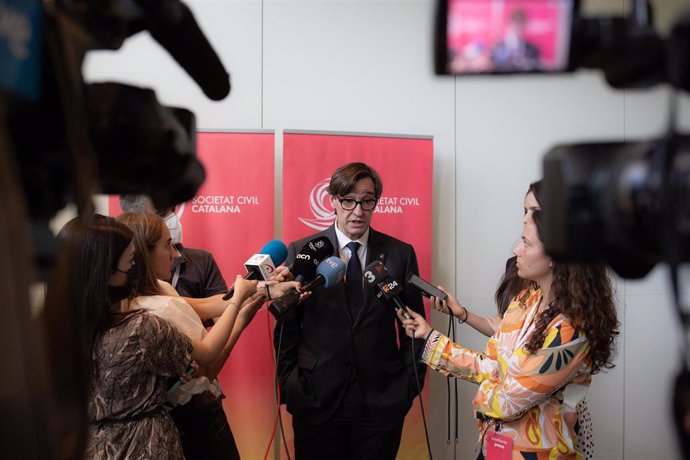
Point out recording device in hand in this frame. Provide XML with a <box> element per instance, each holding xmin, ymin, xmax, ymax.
<box><xmin>221</xmin><ymin>240</ymin><xmax>288</xmax><ymax>300</ymax></box>
<box><xmin>362</xmin><ymin>260</ymin><xmax>412</xmax><ymax>319</ymax></box>
<box><xmin>269</xmin><ymin>256</ymin><xmax>346</xmax><ymax>319</ymax></box>
<box><xmin>408</xmin><ymin>273</ymin><xmax>448</xmax><ymax>302</ymax></box>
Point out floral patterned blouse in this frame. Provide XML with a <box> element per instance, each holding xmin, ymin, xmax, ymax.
<box><xmin>86</xmin><ymin>311</ymin><xmax>193</xmax><ymax>459</ymax></box>
<box><xmin>421</xmin><ymin>288</ymin><xmax>591</xmax><ymax>459</ymax></box>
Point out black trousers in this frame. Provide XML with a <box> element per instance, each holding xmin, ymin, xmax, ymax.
<box><xmin>170</xmin><ymin>392</ymin><xmax>240</xmax><ymax>460</ymax></box>
<box><xmin>292</xmin><ymin>413</ymin><xmax>404</xmax><ymax>460</ymax></box>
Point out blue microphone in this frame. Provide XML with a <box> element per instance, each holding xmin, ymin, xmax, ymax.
<box><xmin>222</xmin><ymin>240</ymin><xmax>288</xmax><ymax>300</ymax></box>
<box><xmin>269</xmin><ymin>256</ymin><xmax>346</xmax><ymax>318</ymax></box>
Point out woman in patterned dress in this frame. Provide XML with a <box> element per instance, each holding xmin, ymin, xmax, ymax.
<box><xmin>399</xmin><ymin>210</ymin><xmax>618</xmax><ymax>459</ymax></box>
<box><xmin>432</xmin><ymin>181</ymin><xmax>596</xmax><ymax>458</ymax></box>
<box><xmin>67</xmin><ymin>215</ymin><xmax>257</xmax><ymax>459</ymax></box>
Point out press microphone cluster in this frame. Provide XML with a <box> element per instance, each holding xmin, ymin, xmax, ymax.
<box><xmin>362</xmin><ymin>260</ymin><xmax>411</xmax><ymax>319</ymax></box>
<box><xmin>266</xmin><ymin>236</ymin><xmax>335</xmax><ymax>317</ymax></box>
<box><xmin>269</xmin><ymin>256</ymin><xmax>346</xmax><ymax>319</ymax></box>
<box><xmin>222</xmin><ymin>240</ymin><xmax>288</xmax><ymax>301</ymax></box>
<box><xmin>291</xmin><ymin>236</ymin><xmax>335</xmax><ymax>282</ymax></box>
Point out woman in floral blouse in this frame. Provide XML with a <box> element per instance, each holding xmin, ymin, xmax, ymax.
<box><xmin>400</xmin><ymin>210</ymin><xmax>619</xmax><ymax>459</ymax></box>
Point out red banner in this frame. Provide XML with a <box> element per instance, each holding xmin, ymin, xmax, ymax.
<box><xmin>282</xmin><ymin>131</ymin><xmax>434</xmax><ymax>459</ymax></box>
<box><xmin>109</xmin><ymin>131</ymin><xmax>277</xmax><ymax>459</ymax></box>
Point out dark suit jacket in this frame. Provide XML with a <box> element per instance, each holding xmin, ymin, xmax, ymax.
<box><xmin>274</xmin><ymin>225</ymin><xmax>426</xmax><ymax>428</ymax></box>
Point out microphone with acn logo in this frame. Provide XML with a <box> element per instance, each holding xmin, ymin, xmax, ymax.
<box><xmin>290</xmin><ymin>236</ymin><xmax>334</xmax><ymax>283</ymax></box>
<box><xmin>362</xmin><ymin>260</ymin><xmax>411</xmax><ymax>319</ymax></box>
<box><xmin>222</xmin><ymin>240</ymin><xmax>288</xmax><ymax>300</ymax></box>
<box><xmin>269</xmin><ymin>256</ymin><xmax>345</xmax><ymax>318</ymax></box>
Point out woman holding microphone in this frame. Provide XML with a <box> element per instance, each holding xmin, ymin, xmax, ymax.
<box><xmin>400</xmin><ymin>209</ymin><xmax>618</xmax><ymax>459</ymax></box>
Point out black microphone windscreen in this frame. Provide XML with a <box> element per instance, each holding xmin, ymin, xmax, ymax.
<box><xmin>292</xmin><ymin>236</ymin><xmax>334</xmax><ymax>282</ymax></box>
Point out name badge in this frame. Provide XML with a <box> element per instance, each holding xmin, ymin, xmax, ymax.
<box><xmin>486</xmin><ymin>431</ymin><xmax>512</xmax><ymax>460</ymax></box>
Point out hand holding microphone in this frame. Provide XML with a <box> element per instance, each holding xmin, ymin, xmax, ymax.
<box><xmin>362</xmin><ymin>260</ymin><xmax>412</xmax><ymax>319</ymax></box>
<box><xmin>222</xmin><ymin>240</ymin><xmax>288</xmax><ymax>301</ymax></box>
<box><xmin>397</xmin><ymin>308</ymin><xmax>432</xmax><ymax>339</ymax></box>
<box><xmin>269</xmin><ymin>256</ymin><xmax>346</xmax><ymax>319</ymax></box>
<box><xmin>258</xmin><ymin>279</ymin><xmax>302</xmax><ymax>302</ymax></box>
<box><xmin>225</xmin><ymin>275</ymin><xmax>259</xmax><ymax>309</ymax></box>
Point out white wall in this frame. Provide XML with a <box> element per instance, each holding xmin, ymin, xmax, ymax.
<box><xmin>84</xmin><ymin>1</ymin><xmax>690</xmax><ymax>458</ymax></box>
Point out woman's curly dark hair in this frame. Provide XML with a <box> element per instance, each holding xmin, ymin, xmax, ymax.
<box><xmin>524</xmin><ymin>210</ymin><xmax>619</xmax><ymax>374</ymax></box>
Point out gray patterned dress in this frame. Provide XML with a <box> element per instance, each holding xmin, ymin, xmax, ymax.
<box><xmin>86</xmin><ymin>311</ymin><xmax>193</xmax><ymax>459</ymax></box>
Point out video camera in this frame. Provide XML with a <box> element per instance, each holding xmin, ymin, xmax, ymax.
<box><xmin>0</xmin><ymin>0</ymin><xmax>229</xmax><ymax>457</ymax></box>
<box><xmin>436</xmin><ymin>0</ymin><xmax>689</xmax><ymax>277</ymax></box>
<box><xmin>3</xmin><ymin>0</ymin><xmax>230</xmax><ymax>221</ymax></box>
<box><xmin>437</xmin><ymin>0</ymin><xmax>690</xmax><ymax>455</ymax></box>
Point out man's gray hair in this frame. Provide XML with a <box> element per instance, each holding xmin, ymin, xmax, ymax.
<box><xmin>118</xmin><ymin>194</ymin><xmax>156</xmax><ymax>213</ymax></box>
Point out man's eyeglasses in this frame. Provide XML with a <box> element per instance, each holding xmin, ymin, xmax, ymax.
<box><xmin>337</xmin><ymin>197</ymin><xmax>378</xmax><ymax>211</ymax></box>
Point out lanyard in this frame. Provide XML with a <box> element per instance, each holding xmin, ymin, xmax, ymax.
<box><xmin>171</xmin><ymin>264</ymin><xmax>181</xmax><ymax>289</ymax></box>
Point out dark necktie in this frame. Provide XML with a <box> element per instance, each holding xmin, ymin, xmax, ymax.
<box><xmin>345</xmin><ymin>241</ymin><xmax>363</xmax><ymax>318</ymax></box>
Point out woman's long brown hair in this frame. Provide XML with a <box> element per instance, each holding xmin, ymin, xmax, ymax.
<box><xmin>524</xmin><ymin>210</ymin><xmax>619</xmax><ymax>374</ymax></box>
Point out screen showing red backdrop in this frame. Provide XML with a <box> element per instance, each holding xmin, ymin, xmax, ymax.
<box><xmin>109</xmin><ymin>130</ymin><xmax>277</xmax><ymax>459</ymax></box>
<box><xmin>282</xmin><ymin>131</ymin><xmax>433</xmax><ymax>460</ymax></box>
<box><xmin>447</xmin><ymin>0</ymin><xmax>572</xmax><ymax>71</ymax></box>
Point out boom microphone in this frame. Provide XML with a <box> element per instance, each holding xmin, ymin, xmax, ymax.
<box><xmin>222</xmin><ymin>240</ymin><xmax>288</xmax><ymax>300</ymax></box>
<box><xmin>135</xmin><ymin>0</ymin><xmax>231</xmax><ymax>100</ymax></box>
<box><xmin>362</xmin><ymin>260</ymin><xmax>411</xmax><ymax>319</ymax></box>
<box><xmin>269</xmin><ymin>256</ymin><xmax>345</xmax><ymax>318</ymax></box>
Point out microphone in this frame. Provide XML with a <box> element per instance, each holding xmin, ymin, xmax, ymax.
<box><xmin>222</xmin><ymin>240</ymin><xmax>288</xmax><ymax>300</ymax></box>
<box><xmin>407</xmin><ymin>274</ymin><xmax>448</xmax><ymax>302</ymax></box>
<box><xmin>136</xmin><ymin>0</ymin><xmax>231</xmax><ymax>100</ymax></box>
<box><xmin>269</xmin><ymin>256</ymin><xmax>345</xmax><ymax>318</ymax></box>
<box><xmin>266</xmin><ymin>236</ymin><xmax>333</xmax><ymax>316</ymax></box>
<box><xmin>291</xmin><ymin>236</ymin><xmax>335</xmax><ymax>282</ymax></box>
<box><xmin>362</xmin><ymin>261</ymin><xmax>411</xmax><ymax>319</ymax></box>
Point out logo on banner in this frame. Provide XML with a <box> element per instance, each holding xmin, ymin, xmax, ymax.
<box><xmin>298</xmin><ymin>178</ymin><xmax>336</xmax><ymax>231</ymax></box>
<box><xmin>298</xmin><ymin>178</ymin><xmax>424</xmax><ymax>231</ymax></box>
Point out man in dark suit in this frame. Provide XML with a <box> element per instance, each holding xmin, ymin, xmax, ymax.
<box><xmin>491</xmin><ymin>9</ymin><xmax>542</xmax><ymax>72</ymax></box>
<box><xmin>275</xmin><ymin>162</ymin><xmax>426</xmax><ymax>459</ymax></box>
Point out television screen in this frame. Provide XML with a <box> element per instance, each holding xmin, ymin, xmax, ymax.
<box><xmin>436</xmin><ymin>0</ymin><xmax>577</xmax><ymax>75</ymax></box>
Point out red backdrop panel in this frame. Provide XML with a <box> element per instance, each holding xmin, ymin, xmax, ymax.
<box><xmin>282</xmin><ymin>132</ymin><xmax>433</xmax><ymax>460</ymax></box>
<box><xmin>109</xmin><ymin>131</ymin><xmax>277</xmax><ymax>459</ymax></box>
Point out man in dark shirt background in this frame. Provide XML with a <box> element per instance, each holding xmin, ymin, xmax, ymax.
<box><xmin>118</xmin><ymin>194</ymin><xmax>228</xmax><ymax>298</ymax></box>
